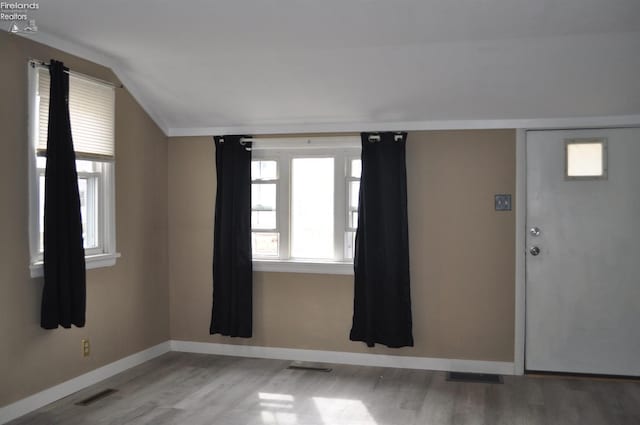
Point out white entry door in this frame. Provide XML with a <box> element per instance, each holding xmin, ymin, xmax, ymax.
<box><xmin>526</xmin><ymin>128</ymin><xmax>640</xmax><ymax>376</ymax></box>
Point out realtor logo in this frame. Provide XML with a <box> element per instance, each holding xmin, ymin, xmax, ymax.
<box><xmin>1</xmin><ymin>2</ymin><xmax>39</xmax><ymax>33</ymax></box>
<box><xmin>6</xmin><ymin>18</ymin><xmax>36</xmax><ymax>33</ymax></box>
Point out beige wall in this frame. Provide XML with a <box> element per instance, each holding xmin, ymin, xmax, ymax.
<box><xmin>0</xmin><ymin>33</ymin><xmax>169</xmax><ymax>406</ymax></box>
<box><xmin>168</xmin><ymin>130</ymin><xmax>515</xmax><ymax>361</ymax></box>
<box><xmin>0</xmin><ymin>30</ymin><xmax>516</xmax><ymax>407</ymax></box>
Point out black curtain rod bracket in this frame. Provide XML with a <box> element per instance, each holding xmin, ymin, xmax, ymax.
<box><xmin>217</xmin><ymin>137</ymin><xmax>251</xmax><ymax>151</ymax></box>
<box><xmin>367</xmin><ymin>133</ymin><xmax>405</xmax><ymax>143</ymax></box>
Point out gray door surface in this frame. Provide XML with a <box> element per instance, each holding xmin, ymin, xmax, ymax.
<box><xmin>526</xmin><ymin>128</ymin><xmax>640</xmax><ymax>375</ymax></box>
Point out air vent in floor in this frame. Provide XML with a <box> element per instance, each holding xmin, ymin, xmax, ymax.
<box><xmin>446</xmin><ymin>372</ymin><xmax>503</xmax><ymax>384</ymax></box>
<box><xmin>75</xmin><ymin>389</ymin><xmax>118</xmax><ymax>406</ymax></box>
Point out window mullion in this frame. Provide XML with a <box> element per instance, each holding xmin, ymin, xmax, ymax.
<box><xmin>90</xmin><ymin>175</ymin><xmax>98</xmax><ymax>249</ymax></box>
<box><xmin>35</xmin><ymin>171</ymin><xmax>45</xmax><ymax>260</ymax></box>
<box><xmin>345</xmin><ymin>155</ymin><xmax>361</xmax><ymax>260</ymax></box>
<box><xmin>334</xmin><ymin>153</ymin><xmax>346</xmax><ymax>261</ymax></box>
<box><xmin>346</xmin><ymin>174</ymin><xmax>359</xmax><ymax>232</ymax></box>
<box><xmin>97</xmin><ymin>168</ymin><xmax>105</xmax><ymax>253</ymax></box>
<box><xmin>279</xmin><ymin>153</ymin><xmax>291</xmax><ymax>260</ymax></box>
<box><xmin>102</xmin><ymin>162</ymin><xmax>115</xmax><ymax>255</ymax></box>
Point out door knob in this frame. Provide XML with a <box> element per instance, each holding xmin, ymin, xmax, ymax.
<box><xmin>529</xmin><ymin>227</ymin><xmax>541</xmax><ymax>236</ymax></box>
<box><xmin>529</xmin><ymin>246</ymin><xmax>541</xmax><ymax>256</ymax></box>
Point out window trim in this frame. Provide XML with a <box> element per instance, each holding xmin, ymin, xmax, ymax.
<box><xmin>253</xmin><ymin>259</ymin><xmax>354</xmax><ymax>275</ymax></box>
<box><xmin>251</xmin><ymin>138</ymin><xmax>360</xmax><ymax>274</ymax></box>
<box><xmin>29</xmin><ymin>253</ymin><xmax>122</xmax><ymax>278</ymax></box>
<box><xmin>27</xmin><ymin>63</ymin><xmax>119</xmax><ymax>278</ymax></box>
<box><xmin>77</xmin><ymin>170</ymin><xmax>101</xmax><ymax>254</ymax></box>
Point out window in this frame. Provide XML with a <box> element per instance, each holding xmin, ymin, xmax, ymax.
<box><xmin>250</xmin><ymin>137</ymin><xmax>361</xmax><ymax>274</ymax></box>
<box><xmin>345</xmin><ymin>158</ymin><xmax>361</xmax><ymax>259</ymax></box>
<box><xmin>251</xmin><ymin>160</ymin><xmax>279</xmax><ymax>257</ymax></box>
<box><xmin>565</xmin><ymin>138</ymin><xmax>608</xmax><ymax>180</ymax></box>
<box><xmin>28</xmin><ymin>63</ymin><xmax>118</xmax><ymax>277</ymax></box>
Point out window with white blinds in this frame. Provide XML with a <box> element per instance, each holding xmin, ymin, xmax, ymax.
<box><xmin>28</xmin><ymin>63</ymin><xmax>119</xmax><ymax>276</ymax></box>
<box><xmin>36</xmin><ymin>67</ymin><xmax>115</xmax><ymax>160</ymax></box>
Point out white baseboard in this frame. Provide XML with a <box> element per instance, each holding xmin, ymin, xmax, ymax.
<box><xmin>0</xmin><ymin>341</ymin><xmax>171</xmax><ymax>425</ymax></box>
<box><xmin>170</xmin><ymin>340</ymin><xmax>514</xmax><ymax>375</ymax></box>
<box><xmin>2</xmin><ymin>340</ymin><xmax>514</xmax><ymax>424</ymax></box>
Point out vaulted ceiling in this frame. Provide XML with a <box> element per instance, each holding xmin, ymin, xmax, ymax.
<box><xmin>15</xmin><ymin>0</ymin><xmax>640</xmax><ymax>135</ymax></box>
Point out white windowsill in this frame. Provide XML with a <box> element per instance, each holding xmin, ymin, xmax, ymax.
<box><xmin>253</xmin><ymin>259</ymin><xmax>354</xmax><ymax>275</ymax></box>
<box><xmin>30</xmin><ymin>252</ymin><xmax>121</xmax><ymax>278</ymax></box>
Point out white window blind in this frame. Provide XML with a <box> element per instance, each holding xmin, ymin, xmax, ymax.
<box><xmin>37</xmin><ymin>68</ymin><xmax>115</xmax><ymax>160</ymax></box>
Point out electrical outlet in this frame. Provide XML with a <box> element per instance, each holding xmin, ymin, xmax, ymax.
<box><xmin>82</xmin><ymin>339</ymin><xmax>90</xmax><ymax>357</ymax></box>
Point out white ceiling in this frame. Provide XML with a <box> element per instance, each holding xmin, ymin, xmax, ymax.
<box><xmin>17</xmin><ymin>0</ymin><xmax>640</xmax><ymax>135</ymax></box>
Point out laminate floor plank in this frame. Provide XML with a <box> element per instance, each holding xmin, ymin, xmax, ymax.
<box><xmin>451</xmin><ymin>381</ymin><xmax>485</xmax><ymax>425</ymax></box>
<box><xmin>502</xmin><ymin>376</ymin><xmax>545</xmax><ymax>425</ymax></box>
<box><xmin>414</xmin><ymin>373</ymin><xmax>458</xmax><ymax>425</ymax></box>
<box><xmin>7</xmin><ymin>353</ymin><xmax>640</xmax><ymax>425</ymax></box>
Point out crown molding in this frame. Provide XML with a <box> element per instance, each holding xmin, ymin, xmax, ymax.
<box><xmin>168</xmin><ymin>115</ymin><xmax>640</xmax><ymax>137</ymax></box>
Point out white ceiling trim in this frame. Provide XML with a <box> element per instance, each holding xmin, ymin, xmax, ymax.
<box><xmin>19</xmin><ymin>30</ymin><xmax>170</xmax><ymax>135</ymax></box>
<box><xmin>168</xmin><ymin>115</ymin><xmax>640</xmax><ymax>137</ymax></box>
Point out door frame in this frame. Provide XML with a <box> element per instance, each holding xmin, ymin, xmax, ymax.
<box><xmin>514</xmin><ymin>129</ymin><xmax>526</xmax><ymax>375</ymax></box>
<box><xmin>513</xmin><ymin>124</ymin><xmax>640</xmax><ymax>375</ymax></box>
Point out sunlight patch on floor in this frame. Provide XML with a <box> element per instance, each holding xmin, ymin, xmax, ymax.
<box><xmin>313</xmin><ymin>397</ymin><xmax>378</xmax><ymax>425</ymax></box>
<box><xmin>259</xmin><ymin>392</ymin><xmax>298</xmax><ymax>424</ymax></box>
<box><xmin>259</xmin><ymin>392</ymin><xmax>295</xmax><ymax>402</ymax></box>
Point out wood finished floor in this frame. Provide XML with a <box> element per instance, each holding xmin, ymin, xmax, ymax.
<box><xmin>9</xmin><ymin>352</ymin><xmax>640</xmax><ymax>425</ymax></box>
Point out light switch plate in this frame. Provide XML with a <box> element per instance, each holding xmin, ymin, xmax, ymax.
<box><xmin>495</xmin><ymin>194</ymin><xmax>512</xmax><ymax>211</ymax></box>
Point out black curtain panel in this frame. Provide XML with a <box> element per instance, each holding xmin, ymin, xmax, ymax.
<box><xmin>210</xmin><ymin>135</ymin><xmax>253</xmax><ymax>337</ymax></box>
<box><xmin>350</xmin><ymin>132</ymin><xmax>413</xmax><ymax>348</ymax></box>
<box><xmin>41</xmin><ymin>60</ymin><xmax>87</xmax><ymax>329</ymax></box>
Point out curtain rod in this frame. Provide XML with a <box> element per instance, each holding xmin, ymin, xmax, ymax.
<box><xmin>235</xmin><ymin>134</ymin><xmax>404</xmax><ymax>144</ymax></box>
<box><xmin>29</xmin><ymin>59</ymin><xmax>123</xmax><ymax>89</ymax></box>
<box><xmin>218</xmin><ymin>133</ymin><xmax>405</xmax><ymax>149</ymax></box>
